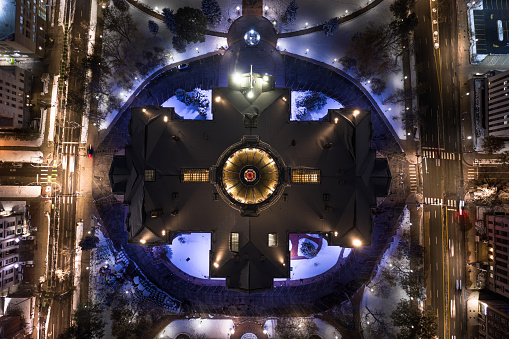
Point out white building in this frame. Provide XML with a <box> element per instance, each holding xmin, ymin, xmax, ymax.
<box><xmin>0</xmin><ymin>214</ymin><xmax>24</xmax><ymax>293</ymax></box>
<box><xmin>0</xmin><ymin>66</ymin><xmax>32</xmax><ymax>129</ymax></box>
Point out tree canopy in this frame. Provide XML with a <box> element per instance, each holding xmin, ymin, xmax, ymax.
<box><xmin>391</xmin><ymin>299</ymin><xmax>437</xmax><ymax>339</ymax></box>
<box><xmin>274</xmin><ymin>317</ymin><xmax>318</xmax><ymax>339</ymax></box>
<box><xmin>79</xmin><ymin>235</ymin><xmax>100</xmax><ymax>250</ymax></box>
<box><xmin>483</xmin><ymin>135</ymin><xmax>505</xmax><ymax>154</ymax></box>
<box><xmin>175</xmin><ymin>7</ymin><xmax>208</xmax><ymax>44</ymax></box>
<box><xmin>201</xmin><ymin>0</ymin><xmax>222</xmax><ymax>26</ymax></box>
<box><xmin>58</xmin><ymin>303</ymin><xmax>105</xmax><ymax>339</ymax></box>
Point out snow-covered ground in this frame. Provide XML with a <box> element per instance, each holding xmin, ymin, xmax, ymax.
<box><xmin>161</xmin><ymin>89</ymin><xmax>213</xmax><ymax>120</ymax></box>
<box><xmin>360</xmin><ymin>207</ymin><xmax>412</xmax><ymax>336</ymax></box>
<box><xmin>287</xmin><ymin>237</ymin><xmax>350</xmax><ymax>280</ymax></box>
<box><xmin>101</xmin><ymin>0</ymin><xmax>408</xmax><ymax>141</ymax></box>
<box><xmin>290</xmin><ymin>91</ymin><xmax>343</xmax><ymax>121</ymax></box>
<box><xmin>157</xmin><ymin>318</ymin><xmax>234</xmax><ymax>339</ymax></box>
<box><xmin>167</xmin><ymin>233</ymin><xmax>218</xmax><ymax>279</ymax></box>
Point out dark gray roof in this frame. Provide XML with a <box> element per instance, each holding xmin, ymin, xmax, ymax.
<box><xmin>110</xmin><ymin>87</ymin><xmax>390</xmax><ymax>293</ymax></box>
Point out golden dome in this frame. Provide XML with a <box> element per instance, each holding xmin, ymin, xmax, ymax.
<box><xmin>222</xmin><ymin>148</ymin><xmax>279</xmax><ymax>205</ymax></box>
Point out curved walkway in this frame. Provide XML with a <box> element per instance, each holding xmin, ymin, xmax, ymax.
<box><xmin>124</xmin><ymin>0</ymin><xmax>383</xmax><ymax>38</ymax></box>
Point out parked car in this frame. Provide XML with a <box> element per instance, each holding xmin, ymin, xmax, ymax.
<box><xmin>177</xmin><ymin>63</ymin><xmax>189</xmax><ymax>70</ymax></box>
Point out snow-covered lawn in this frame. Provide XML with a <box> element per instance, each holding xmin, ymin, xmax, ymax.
<box><xmin>166</xmin><ymin>233</ymin><xmax>217</xmax><ymax>279</ymax></box>
<box><xmin>290</xmin><ymin>91</ymin><xmax>343</xmax><ymax>121</ymax></box>
<box><xmin>162</xmin><ymin>89</ymin><xmax>213</xmax><ymax>120</ymax></box>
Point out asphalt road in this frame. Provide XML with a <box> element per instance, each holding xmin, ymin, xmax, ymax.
<box><xmin>46</xmin><ymin>0</ymin><xmax>91</xmax><ymax>336</ymax></box>
<box><xmin>414</xmin><ymin>0</ymin><xmax>468</xmax><ymax>337</ymax></box>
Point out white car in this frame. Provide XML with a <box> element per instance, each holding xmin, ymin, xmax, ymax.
<box><xmin>456</xmin><ymin>279</ymin><xmax>462</xmax><ymax>291</ymax></box>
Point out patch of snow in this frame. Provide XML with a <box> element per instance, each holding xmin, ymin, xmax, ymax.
<box><xmin>290</xmin><ymin>237</ymin><xmax>343</xmax><ymax>280</ymax></box>
<box><xmin>290</xmin><ymin>91</ymin><xmax>342</xmax><ymax>121</ymax></box>
<box><xmin>162</xmin><ymin>89</ymin><xmax>212</xmax><ymax>120</ymax></box>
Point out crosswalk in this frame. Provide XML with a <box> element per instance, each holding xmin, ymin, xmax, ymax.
<box><xmin>423</xmin><ymin>197</ymin><xmax>458</xmax><ymax>208</ymax></box>
<box><xmin>467</xmin><ymin>167</ymin><xmax>477</xmax><ymax>181</ymax></box>
<box><xmin>422</xmin><ymin>148</ymin><xmax>457</xmax><ymax>160</ymax></box>
<box><xmin>409</xmin><ymin>164</ymin><xmax>418</xmax><ymax>193</ymax></box>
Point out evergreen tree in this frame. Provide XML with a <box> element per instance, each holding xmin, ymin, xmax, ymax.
<box><xmin>483</xmin><ymin>135</ymin><xmax>505</xmax><ymax>154</ymax></box>
<box><xmin>323</xmin><ymin>17</ymin><xmax>339</xmax><ymax>36</ymax></box>
<box><xmin>58</xmin><ymin>303</ymin><xmax>105</xmax><ymax>339</ymax></box>
<box><xmin>78</xmin><ymin>235</ymin><xmax>100</xmax><ymax>250</ymax></box>
<box><xmin>370</xmin><ymin>77</ymin><xmax>387</xmax><ymax>95</ymax></box>
<box><xmin>201</xmin><ymin>0</ymin><xmax>222</xmax><ymax>26</ymax></box>
<box><xmin>148</xmin><ymin>20</ymin><xmax>159</xmax><ymax>35</ymax></box>
<box><xmin>282</xmin><ymin>0</ymin><xmax>299</xmax><ymax>24</ymax></box>
<box><xmin>175</xmin><ymin>7</ymin><xmax>208</xmax><ymax>44</ymax></box>
<box><xmin>300</xmin><ymin>239</ymin><xmax>318</xmax><ymax>258</ymax></box>
<box><xmin>162</xmin><ymin>8</ymin><xmax>177</xmax><ymax>34</ymax></box>
<box><xmin>112</xmin><ymin>0</ymin><xmax>129</xmax><ymax>12</ymax></box>
<box><xmin>172</xmin><ymin>35</ymin><xmax>187</xmax><ymax>53</ymax></box>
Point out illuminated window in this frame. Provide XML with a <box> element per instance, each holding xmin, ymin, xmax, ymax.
<box><xmin>144</xmin><ymin>169</ymin><xmax>155</xmax><ymax>182</ymax></box>
<box><xmin>230</xmin><ymin>232</ymin><xmax>239</xmax><ymax>252</ymax></box>
<box><xmin>268</xmin><ymin>233</ymin><xmax>277</xmax><ymax>247</ymax></box>
<box><xmin>292</xmin><ymin>169</ymin><xmax>321</xmax><ymax>184</ymax></box>
<box><xmin>180</xmin><ymin>168</ymin><xmax>209</xmax><ymax>182</ymax></box>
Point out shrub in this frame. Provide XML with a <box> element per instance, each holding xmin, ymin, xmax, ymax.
<box><xmin>148</xmin><ymin>20</ymin><xmax>159</xmax><ymax>35</ymax></box>
<box><xmin>282</xmin><ymin>0</ymin><xmax>299</xmax><ymax>24</ymax></box>
<box><xmin>323</xmin><ymin>17</ymin><xmax>339</xmax><ymax>36</ymax></box>
<box><xmin>296</xmin><ymin>92</ymin><xmax>327</xmax><ymax>112</ymax></box>
<box><xmin>300</xmin><ymin>239</ymin><xmax>318</xmax><ymax>258</ymax></box>
<box><xmin>201</xmin><ymin>0</ymin><xmax>222</xmax><ymax>26</ymax></box>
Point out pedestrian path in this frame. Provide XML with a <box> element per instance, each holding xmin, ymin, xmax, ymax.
<box><xmin>408</xmin><ymin>166</ymin><xmax>417</xmax><ymax>192</ymax></box>
<box><xmin>467</xmin><ymin>167</ymin><xmax>477</xmax><ymax>180</ymax></box>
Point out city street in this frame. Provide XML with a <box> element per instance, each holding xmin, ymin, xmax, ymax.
<box><xmin>414</xmin><ymin>0</ymin><xmax>467</xmax><ymax>337</ymax></box>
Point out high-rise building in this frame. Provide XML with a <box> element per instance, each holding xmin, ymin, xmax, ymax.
<box><xmin>0</xmin><ymin>213</ymin><xmax>25</xmax><ymax>293</ymax></box>
<box><xmin>0</xmin><ymin>0</ymin><xmax>48</xmax><ymax>62</ymax></box>
<box><xmin>485</xmin><ymin>70</ymin><xmax>509</xmax><ymax>137</ymax></box>
<box><xmin>486</xmin><ymin>214</ymin><xmax>509</xmax><ymax>298</ymax></box>
<box><xmin>0</xmin><ymin>66</ymin><xmax>32</xmax><ymax>129</ymax></box>
<box><xmin>478</xmin><ymin>290</ymin><xmax>509</xmax><ymax>339</ymax></box>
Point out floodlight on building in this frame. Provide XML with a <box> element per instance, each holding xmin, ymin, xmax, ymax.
<box><xmin>334</xmin><ymin>117</ymin><xmax>339</xmax><ymax>124</ymax></box>
<box><xmin>352</xmin><ymin>238</ymin><xmax>362</xmax><ymax>247</ymax></box>
<box><xmin>162</xmin><ymin>230</ymin><xmax>166</xmax><ymax>236</ymax></box>
<box><xmin>86</xmin><ymin>266</ymin><xmax>89</xmax><ymax>270</ymax></box>
<box><xmin>404</xmin><ymin>76</ymin><xmax>408</xmax><ymax>79</ymax></box>
<box><xmin>263</xmin><ymin>75</ymin><xmax>269</xmax><ymax>82</ymax></box>
<box><xmin>353</xmin><ymin>110</ymin><xmax>360</xmax><ymax>116</ymax></box>
<box><xmin>163</xmin><ymin>116</ymin><xmax>168</xmax><ymax>122</ymax></box>
<box><xmin>14</xmin><ymin>264</ymin><xmax>18</xmax><ymax>269</ymax></box>
<box><xmin>39</xmin><ymin>46</ymin><xmax>42</xmax><ymax>50</ymax></box>
<box><xmin>282</xmin><ymin>97</ymin><xmax>287</xmax><ymax>102</ymax></box>
<box><xmin>466</xmin><ymin>92</ymin><xmax>470</xmax><ymax>95</ymax></box>
<box><xmin>233</xmin><ymin>73</ymin><xmax>242</xmax><ymax>84</ymax></box>
<box><xmin>334</xmin><ymin>231</ymin><xmax>338</xmax><ymax>236</ymax></box>
<box><xmin>15</xmin><ymin>238</ymin><xmax>20</xmax><ymax>243</ymax></box>
<box><xmin>247</xmin><ymin>91</ymin><xmax>254</xmax><ymax>99</ymax></box>
<box><xmin>142</xmin><ymin>108</ymin><xmax>147</xmax><ymax>112</ymax></box>
<box><xmin>215</xmin><ymin>96</ymin><xmax>221</xmax><ymax>102</ymax></box>
<box><xmin>213</xmin><ymin>262</ymin><xmax>219</xmax><ymax>268</ymax></box>
<box><xmin>140</xmin><ymin>239</ymin><xmax>146</xmax><ymax>244</ymax></box>
<box><xmin>467</xmin><ymin>136</ymin><xmax>472</xmax><ymax>139</ymax></box>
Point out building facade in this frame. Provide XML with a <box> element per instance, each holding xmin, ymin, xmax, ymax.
<box><xmin>485</xmin><ymin>70</ymin><xmax>509</xmax><ymax>137</ymax></box>
<box><xmin>0</xmin><ymin>0</ymin><xmax>48</xmax><ymax>62</ymax></box>
<box><xmin>486</xmin><ymin>214</ymin><xmax>509</xmax><ymax>298</ymax></box>
<box><xmin>0</xmin><ymin>66</ymin><xmax>32</xmax><ymax>129</ymax></box>
<box><xmin>478</xmin><ymin>290</ymin><xmax>509</xmax><ymax>339</ymax></box>
<box><xmin>0</xmin><ymin>214</ymin><xmax>24</xmax><ymax>293</ymax></box>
